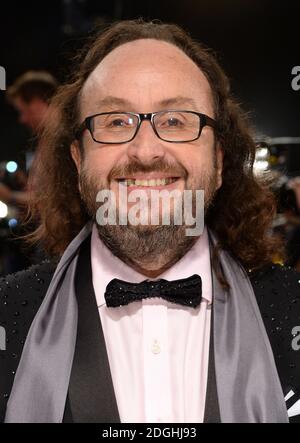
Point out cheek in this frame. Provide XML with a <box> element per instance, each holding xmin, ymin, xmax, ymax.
<box><xmin>82</xmin><ymin>146</ymin><xmax>116</xmax><ymax>180</ymax></box>
<box><xmin>180</xmin><ymin>146</ymin><xmax>215</xmax><ymax>182</ymax></box>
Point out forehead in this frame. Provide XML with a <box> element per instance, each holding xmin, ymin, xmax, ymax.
<box><xmin>80</xmin><ymin>39</ymin><xmax>214</xmax><ymax>117</ymax></box>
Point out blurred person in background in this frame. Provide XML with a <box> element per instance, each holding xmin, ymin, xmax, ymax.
<box><xmin>281</xmin><ymin>177</ymin><xmax>300</xmax><ymax>272</ymax></box>
<box><xmin>6</xmin><ymin>72</ymin><xmax>58</xmax><ymax>164</ymax></box>
<box><xmin>271</xmin><ymin>173</ymin><xmax>300</xmax><ymax>271</ymax></box>
<box><xmin>0</xmin><ymin>71</ymin><xmax>58</xmax><ymax>273</ymax></box>
<box><xmin>2</xmin><ymin>70</ymin><xmax>58</xmax><ymax>204</ymax></box>
<box><xmin>7</xmin><ymin>71</ymin><xmax>57</xmax><ymax>133</ymax></box>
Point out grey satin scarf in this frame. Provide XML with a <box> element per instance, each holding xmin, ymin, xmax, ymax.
<box><xmin>5</xmin><ymin>221</ymin><xmax>288</xmax><ymax>423</ymax></box>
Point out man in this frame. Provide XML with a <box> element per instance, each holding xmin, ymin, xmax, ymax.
<box><xmin>0</xmin><ymin>71</ymin><xmax>58</xmax><ymax>274</ymax></box>
<box><xmin>0</xmin><ymin>71</ymin><xmax>58</xmax><ymax>206</ymax></box>
<box><xmin>0</xmin><ymin>72</ymin><xmax>58</xmax><ymax>274</ymax></box>
<box><xmin>0</xmin><ymin>19</ymin><xmax>300</xmax><ymax>423</ymax></box>
<box><xmin>6</xmin><ymin>70</ymin><xmax>58</xmax><ymax>134</ymax></box>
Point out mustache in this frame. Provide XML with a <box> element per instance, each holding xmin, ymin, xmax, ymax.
<box><xmin>108</xmin><ymin>159</ymin><xmax>188</xmax><ymax>181</ymax></box>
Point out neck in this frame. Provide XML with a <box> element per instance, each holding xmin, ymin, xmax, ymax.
<box><xmin>119</xmin><ymin>237</ymin><xmax>199</xmax><ymax>278</ymax></box>
<box><xmin>128</xmin><ymin>257</ymin><xmax>183</xmax><ymax>278</ymax></box>
<box><xmin>96</xmin><ymin>223</ymin><xmax>199</xmax><ymax>279</ymax></box>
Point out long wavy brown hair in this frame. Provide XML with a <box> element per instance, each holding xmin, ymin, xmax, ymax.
<box><xmin>25</xmin><ymin>19</ymin><xmax>283</xmax><ymax>271</ymax></box>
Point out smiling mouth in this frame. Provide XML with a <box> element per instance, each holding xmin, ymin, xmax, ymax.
<box><xmin>116</xmin><ymin>177</ymin><xmax>180</xmax><ymax>187</ymax></box>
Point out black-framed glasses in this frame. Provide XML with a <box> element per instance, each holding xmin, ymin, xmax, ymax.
<box><xmin>75</xmin><ymin>110</ymin><xmax>217</xmax><ymax>144</ymax></box>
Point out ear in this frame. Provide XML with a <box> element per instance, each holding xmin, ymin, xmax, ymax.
<box><xmin>70</xmin><ymin>141</ymin><xmax>82</xmax><ymax>174</ymax></box>
<box><xmin>215</xmin><ymin>144</ymin><xmax>224</xmax><ymax>190</ymax></box>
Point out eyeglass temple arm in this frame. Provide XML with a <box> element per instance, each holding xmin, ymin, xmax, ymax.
<box><xmin>202</xmin><ymin>114</ymin><xmax>217</xmax><ymax>128</ymax></box>
<box><xmin>75</xmin><ymin>118</ymin><xmax>90</xmax><ymax>140</ymax></box>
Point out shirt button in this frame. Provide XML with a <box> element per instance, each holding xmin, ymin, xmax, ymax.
<box><xmin>151</xmin><ymin>339</ymin><xmax>161</xmax><ymax>354</ymax></box>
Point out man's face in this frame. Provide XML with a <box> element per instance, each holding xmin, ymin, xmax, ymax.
<box><xmin>71</xmin><ymin>39</ymin><xmax>223</xmax><ymax>275</ymax></box>
<box><xmin>13</xmin><ymin>97</ymin><xmax>48</xmax><ymax>132</ymax></box>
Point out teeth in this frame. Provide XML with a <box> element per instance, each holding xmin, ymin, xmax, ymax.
<box><xmin>123</xmin><ymin>178</ymin><xmax>177</xmax><ymax>187</ymax></box>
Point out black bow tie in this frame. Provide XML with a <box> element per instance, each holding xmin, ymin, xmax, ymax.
<box><xmin>104</xmin><ymin>274</ymin><xmax>202</xmax><ymax>308</ymax></box>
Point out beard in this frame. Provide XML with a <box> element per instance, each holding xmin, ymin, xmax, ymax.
<box><xmin>79</xmin><ymin>157</ymin><xmax>219</xmax><ymax>275</ymax></box>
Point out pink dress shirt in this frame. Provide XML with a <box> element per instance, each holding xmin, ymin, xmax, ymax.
<box><xmin>91</xmin><ymin>223</ymin><xmax>212</xmax><ymax>423</ymax></box>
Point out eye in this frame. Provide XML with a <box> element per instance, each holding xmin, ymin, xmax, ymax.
<box><xmin>104</xmin><ymin>115</ymin><xmax>135</xmax><ymax>129</ymax></box>
<box><xmin>166</xmin><ymin>117</ymin><xmax>182</xmax><ymax>127</ymax></box>
<box><xmin>108</xmin><ymin>118</ymin><xmax>127</xmax><ymax>127</ymax></box>
<box><xmin>156</xmin><ymin>113</ymin><xmax>186</xmax><ymax>129</ymax></box>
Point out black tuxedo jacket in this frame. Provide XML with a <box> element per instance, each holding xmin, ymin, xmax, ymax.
<box><xmin>1</xmin><ymin>238</ymin><xmax>300</xmax><ymax>423</ymax></box>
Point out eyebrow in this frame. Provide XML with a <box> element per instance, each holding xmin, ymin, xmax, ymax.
<box><xmin>157</xmin><ymin>96</ymin><xmax>199</xmax><ymax>109</ymax></box>
<box><xmin>96</xmin><ymin>95</ymin><xmax>200</xmax><ymax>110</ymax></box>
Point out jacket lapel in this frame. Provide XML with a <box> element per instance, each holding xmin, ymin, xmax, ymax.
<box><xmin>203</xmin><ymin>304</ymin><xmax>221</xmax><ymax>423</ymax></box>
<box><xmin>63</xmin><ymin>236</ymin><xmax>121</xmax><ymax>423</ymax></box>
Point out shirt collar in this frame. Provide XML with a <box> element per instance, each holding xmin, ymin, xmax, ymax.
<box><xmin>91</xmin><ymin>223</ymin><xmax>212</xmax><ymax>307</ymax></box>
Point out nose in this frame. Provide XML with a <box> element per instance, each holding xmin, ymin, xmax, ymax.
<box><xmin>127</xmin><ymin>119</ymin><xmax>166</xmax><ymax>165</ymax></box>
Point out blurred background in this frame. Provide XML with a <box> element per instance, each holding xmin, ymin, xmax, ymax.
<box><xmin>0</xmin><ymin>0</ymin><xmax>300</xmax><ymax>274</ymax></box>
